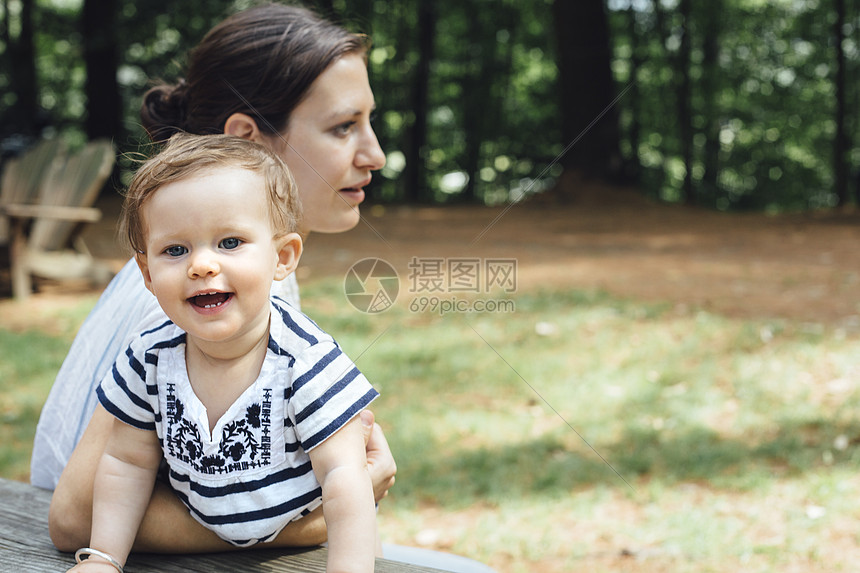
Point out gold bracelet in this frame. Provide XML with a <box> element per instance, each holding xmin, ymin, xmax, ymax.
<box><xmin>74</xmin><ymin>547</ymin><xmax>124</xmax><ymax>573</ymax></box>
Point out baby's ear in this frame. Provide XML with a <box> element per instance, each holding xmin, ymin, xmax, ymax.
<box><xmin>135</xmin><ymin>252</ymin><xmax>155</xmax><ymax>294</ymax></box>
<box><xmin>274</xmin><ymin>233</ymin><xmax>303</xmax><ymax>281</ymax></box>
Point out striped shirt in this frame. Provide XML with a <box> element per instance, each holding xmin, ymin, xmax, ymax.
<box><xmin>30</xmin><ymin>258</ymin><xmax>300</xmax><ymax>490</ymax></box>
<box><xmin>96</xmin><ymin>296</ymin><xmax>376</xmax><ymax>546</ymax></box>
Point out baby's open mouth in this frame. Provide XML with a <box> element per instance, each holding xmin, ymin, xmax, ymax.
<box><xmin>190</xmin><ymin>292</ymin><xmax>232</xmax><ymax>308</ymax></box>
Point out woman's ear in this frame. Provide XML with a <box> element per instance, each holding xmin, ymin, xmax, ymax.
<box><xmin>223</xmin><ymin>113</ymin><xmax>262</xmax><ymax>142</ymax></box>
<box><xmin>274</xmin><ymin>233</ymin><xmax>303</xmax><ymax>281</ymax></box>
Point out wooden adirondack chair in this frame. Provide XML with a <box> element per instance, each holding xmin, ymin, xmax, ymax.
<box><xmin>0</xmin><ymin>139</ymin><xmax>116</xmax><ymax>299</ymax></box>
<box><xmin>0</xmin><ymin>138</ymin><xmax>67</xmax><ymax>245</ymax></box>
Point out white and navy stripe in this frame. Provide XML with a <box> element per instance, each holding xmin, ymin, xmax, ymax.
<box><xmin>97</xmin><ymin>296</ymin><xmax>377</xmax><ymax>546</ymax></box>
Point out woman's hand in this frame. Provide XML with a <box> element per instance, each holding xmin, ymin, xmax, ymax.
<box><xmin>359</xmin><ymin>410</ymin><xmax>396</xmax><ymax>502</ymax></box>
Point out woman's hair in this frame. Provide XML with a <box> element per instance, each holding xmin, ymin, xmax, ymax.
<box><xmin>140</xmin><ymin>3</ymin><xmax>369</xmax><ymax>141</ymax></box>
<box><xmin>120</xmin><ymin>133</ymin><xmax>301</xmax><ymax>254</ymax></box>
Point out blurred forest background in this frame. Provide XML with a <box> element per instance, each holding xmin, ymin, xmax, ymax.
<box><xmin>3</xmin><ymin>3</ymin><xmax>860</xmax><ymax>571</ymax></box>
<box><xmin>1</xmin><ymin>0</ymin><xmax>858</xmax><ymax>212</ymax></box>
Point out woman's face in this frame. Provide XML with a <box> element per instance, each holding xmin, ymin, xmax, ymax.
<box><xmin>265</xmin><ymin>53</ymin><xmax>386</xmax><ymax>235</ymax></box>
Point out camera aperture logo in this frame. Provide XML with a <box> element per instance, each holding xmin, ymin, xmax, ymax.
<box><xmin>344</xmin><ymin>258</ymin><xmax>399</xmax><ymax>313</ymax></box>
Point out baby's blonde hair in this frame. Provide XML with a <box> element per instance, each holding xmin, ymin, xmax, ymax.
<box><xmin>120</xmin><ymin>133</ymin><xmax>301</xmax><ymax>254</ymax></box>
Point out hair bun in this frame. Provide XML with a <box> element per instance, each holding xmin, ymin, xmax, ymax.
<box><xmin>140</xmin><ymin>81</ymin><xmax>188</xmax><ymax>141</ymax></box>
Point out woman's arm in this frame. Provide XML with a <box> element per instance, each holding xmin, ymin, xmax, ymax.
<box><xmin>49</xmin><ymin>405</ymin><xmax>394</xmax><ymax>553</ymax></box>
<box><xmin>32</xmin><ymin>259</ymin><xmax>158</xmax><ymax>491</ymax></box>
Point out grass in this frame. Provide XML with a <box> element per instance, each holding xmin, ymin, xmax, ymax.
<box><xmin>0</xmin><ymin>294</ymin><xmax>99</xmax><ymax>480</ymax></box>
<box><xmin>2</xmin><ymin>282</ymin><xmax>859</xmax><ymax>572</ymax></box>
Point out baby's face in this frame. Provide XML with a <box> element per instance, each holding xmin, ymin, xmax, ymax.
<box><xmin>136</xmin><ymin>167</ymin><xmax>282</xmax><ymax>346</ymax></box>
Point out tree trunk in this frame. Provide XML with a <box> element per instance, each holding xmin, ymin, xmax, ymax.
<box><xmin>625</xmin><ymin>3</ymin><xmax>642</xmax><ymax>183</ymax></box>
<box><xmin>82</xmin><ymin>0</ymin><xmax>121</xmax><ymax>140</ymax></box>
<box><xmin>551</xmin><ymin>0</ymin><xmax>621</xmax><ymax>179</ymax></box>
<box><xmin>833</xmin><ymin>0</ymin><xmax>848</xmax><ymax>206</ymax></box>
<box><xmin>460</xmin><ymin>1</ymin><xmax>501</xmax><ymax>203</ymax></box>
<box><xmin>700</xmin><ymin>0</ymin><xmax>722</xmax><ymax>207</ymax></box>
<box><xmin>677</xmin><ymin>0</ymin><xmax>694</xmax><ymax>204</ymax></box>
<box><xmin>404</xmin><ymin>0</ymin><xmax>435</xmax><ymax>203</ymax></box>
<box><xmin>3</xmin><ymin>0</ymin><xmax>38</xmax><ymax>135</ymax></box>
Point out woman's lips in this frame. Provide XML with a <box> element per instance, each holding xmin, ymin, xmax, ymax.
<box><xmin>339</xmin><ymin>187</ymin><xmax>366</xmax><ymax>204</ymax></box>
<box><xmin>340</xmin><ymin>178</ymin><xmax>371</xmax><ymax>202</ymax></box>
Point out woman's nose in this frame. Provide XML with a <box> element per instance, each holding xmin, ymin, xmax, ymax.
<box><xmin>356</xmin><ymin>126</ymin><xmax>386</xmax><ymax>171</ymax></box>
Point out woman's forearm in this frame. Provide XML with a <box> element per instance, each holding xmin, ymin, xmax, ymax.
<box><xmin>133</xmin><ymin>482</ymin><xmax>328</xmax><ymax>552</ymax></box>
<box><xmin>51</xmin><ymin>406</ymin><xmax>330</xmax><ymax>553</ymax></box>
<box><xmin>50</xmin><ymin>407</ymin><xmax>395</xmax><ymax>553</ymax></box>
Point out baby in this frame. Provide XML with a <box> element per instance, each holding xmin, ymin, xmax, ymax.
<box><xmin>69</xmin><ymin>134</ymin><xmax>380</xmax><ymax>573</ymax></box>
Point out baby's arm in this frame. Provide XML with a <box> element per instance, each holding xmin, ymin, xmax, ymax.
<box><xmin>68</xmin><ymin>418</ymin><xmax>162</xmax><ymax>572</ymax></box>
<box><xmin>308</xmin><ymin>414</ymin><xmax>379</xmax><ymax>573</ymax></box>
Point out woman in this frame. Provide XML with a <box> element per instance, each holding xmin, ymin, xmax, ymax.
<box><xmin>38</xmin><ymin>2</ymin><xmax>391</xmax><ymax>553</ymax></box>
<box><xmin>39</xmin><ymin>7</ymin><xmax>496</xmax><ymax>571</ymax></box>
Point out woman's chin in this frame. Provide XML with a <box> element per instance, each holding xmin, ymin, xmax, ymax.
<box><xmin>308</xmin><ymin>211</ymin><xmax>362</xmax><ymax>234</ymax></box>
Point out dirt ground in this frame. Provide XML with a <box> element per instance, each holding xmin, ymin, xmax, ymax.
<box><xmin>3</xmin><ymin>180</ymin><xmax>860</xmax><ymax>330</ymax></box>
<box><xmin>298</xmin><ymin>183</ymin><xmax>860</xmax><ymax>328</ymax></box>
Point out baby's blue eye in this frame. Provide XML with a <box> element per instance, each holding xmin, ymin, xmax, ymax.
<box><xmin>165</xmin><ymin>245</ymin><xmax>187</xmax><ymax>257</ymax></box>
<box><xmin>220</xmin><ymin>237</ymin><xmax>241</xmax><ymax>250</ymax></box>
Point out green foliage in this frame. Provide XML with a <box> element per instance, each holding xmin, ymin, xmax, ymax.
<box><xmin>360</xmin><ymin>0</ymin><xmax>560</xmax><ymax>204</ymax></box>
<box><xmin>609</xmin><ymin>0</ymin><xmax>859</xmax><ymax>211</ymax></box>
<box><xmin>0</xmin><ymin>0</ymin><xmax>856</xmax><ymax>211</ymax></box>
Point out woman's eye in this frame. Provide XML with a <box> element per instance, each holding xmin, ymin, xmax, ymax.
<box><xmin>164</xmin><ymin>245</ymin><xmax>187</xmax><ymax>257</ymax></box>
<box><xmin>220</xmin><ymin>237</ymin><xmax>241</xmax><ymax>250</ymax></box>
<box><xmin>334</xmin><ymin>121</ymin><xmax>356</xmax><ymax>136</ymax></box>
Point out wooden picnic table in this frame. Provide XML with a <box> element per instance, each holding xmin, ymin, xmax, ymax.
<box><xmin>0</xmin><ymin>477</ymin><xmax>445</xmax><ymax>572</ymax></box>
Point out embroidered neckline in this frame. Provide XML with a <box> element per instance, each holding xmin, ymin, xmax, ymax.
<box><xmin>165</xmin><ymin>384</ymin><xmax>275</xmax><ymax>474</ymax></box>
